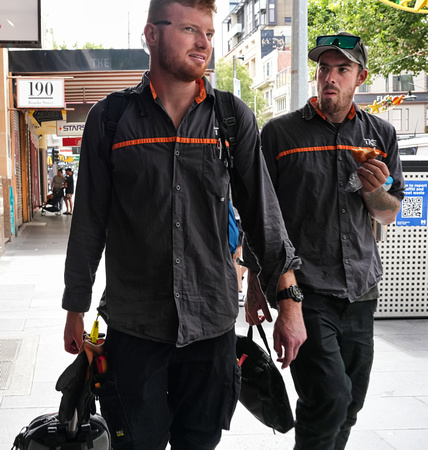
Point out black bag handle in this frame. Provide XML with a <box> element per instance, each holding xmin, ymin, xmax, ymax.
<box><xmin>247</xmin><ymin>324</ymin><xmax>272</xmax><ymax>357</ymax></box>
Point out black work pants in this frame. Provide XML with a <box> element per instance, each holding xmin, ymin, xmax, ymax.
<box><xmin>290</xmin><ymin>292</ymin><xmax>377</xmax><ymax>450</ymax></box>
<box><xmin>99</xmin><ymin>328</ymin><xmax>240</xmax><ymax>450</ymax></box>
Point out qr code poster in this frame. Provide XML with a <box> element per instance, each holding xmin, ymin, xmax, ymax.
<box><xmin>396</xmin><ymin>180</ymin><xmax>428</xmax><ymax>226</ymax></box>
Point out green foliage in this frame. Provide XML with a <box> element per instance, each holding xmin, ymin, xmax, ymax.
<box><xmin>80</xmin><ymin>42</ymin><xmax>104</xmax><ymax>49</ymax></box>
<box><xmin>215</xmin><ymin>58</ymin><xmax>267</xmax><ymax>128</ymax></box>
<box><xmin>308</xmin><ymin>0</ymin><xmax>428</xmax><ymax>77</ymax></box>
<box><xmin>53</xmin><ymin>41</ymin><xmax>69</xmax><ymax>50</ymax></box>
<box><xmin>52</xmin><ymin>41</ymin><xmax>104</xmax><ymax>50</ymax></box>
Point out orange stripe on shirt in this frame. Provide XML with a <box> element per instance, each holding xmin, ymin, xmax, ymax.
<box><xmin>112</xmin><ymin>136</ymin><xmax>217</xmax><ymax>150</ymax></box>
<box><xmin>276</xmin><ymin>145</ymin><xmax>387</xmax><ymax>160</ymax></box>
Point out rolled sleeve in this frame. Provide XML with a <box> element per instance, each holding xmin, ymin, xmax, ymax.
<box><xmin>230</xmin><ymin>96</ymin><xmax>301</xmax><ymax>308</ymax></box>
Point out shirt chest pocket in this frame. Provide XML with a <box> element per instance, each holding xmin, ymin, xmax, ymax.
<box><xmin>203</xmin><ymin>144</ymin><xmax>230</xmax><ymax>198</ymax></box>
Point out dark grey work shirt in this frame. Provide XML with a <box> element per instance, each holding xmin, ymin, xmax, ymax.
<box><xmin>260</xmin><ymin>98</ymin><xmax>405</xmax><ymax>302</ymax></box>
<box><xmin>65</xmin><ymin>175</ymin><xmax>74</xmax><ymax>194</ymax></box>
<box><xmin>62</xmin><ymin>74</ymin><xmax>300</xmax><ymax>347</ymax></box>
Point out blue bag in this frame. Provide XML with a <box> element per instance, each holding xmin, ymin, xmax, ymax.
<box><xmin>229</xmin><ymin>201</ymin><xmax>239</xmax><ymax>254</ymax></box>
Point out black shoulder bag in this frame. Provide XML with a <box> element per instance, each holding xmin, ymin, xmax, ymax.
<box><xmin>236</xmin><ymin>324</ymin><xmax>294</xmax><ymax>433</ymax></box>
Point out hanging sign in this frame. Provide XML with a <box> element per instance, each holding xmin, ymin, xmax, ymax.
<box><xmin>362</xmin><ymin>94</ymin><xmax>406</xmax><ymax>114</ymax></box>
<box><xmin>17</xmin><ymin>78</ymin><xmax>65</xmax><ymax>108</ymax></box>
<box><xmin>377</xmin><ymin>0</ymin><xmax>428</xmax><ymax>14</ymax></box>
<box><xmin>56</xmin><ymin>121</ymin><xmax>85</xmax><ymax>136</ymax></box>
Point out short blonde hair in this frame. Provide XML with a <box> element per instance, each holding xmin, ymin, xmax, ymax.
<box><xmin>147</xmin><ymin>0</ymin><xmax>217</xmax><ymax>23</ymax></box>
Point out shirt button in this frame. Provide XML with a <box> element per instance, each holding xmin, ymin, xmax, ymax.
<box><xmin>341</xmin><ymin>208</ymin><xmax>346</xmax><ymax>214</ymax></box>
<box><xmin>175</xmin><ymin>292</ymin><xmax>180</xmax><ymax>298</ymax></box>
<box><xmin>175</xmin><ymin>150</ymin><xmax>180</xmax><ymax>156</ymax></box>
<box><xmin>338</xmin><ymin>156</ymin><xmax>343</xmax><ymax>161</ymax></box>
<box><xmin>342</xmin><ymin>234</ymin><xmax>347</xmax><ymax>240</ymax></box>
<box><xmin>339</xmin><ymin>181</ymin><xmax>344</xmax><ymax>187</ymax></box>
<box><xmin>176</xmin><ymin>185</ymin><xmax>181</xmax><ymax>191</ymax></box>
<box><xmin>345</xmin><ymin>259</ymin><xmax>350</xmax><ymax>264</ymax></box>
<box><xmin>175</xmin><ymin>222</ymin><xmax>181</xmax><ymax>228</ymax></box>
<box><xmin>175</xmin><ymin>258</ymin><xmax>180</xmax><ymax>264</ymax></box>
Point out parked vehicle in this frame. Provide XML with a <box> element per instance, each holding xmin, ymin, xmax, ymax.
<box><xmin>398</xmin><ymin>135</ymin><xmax>428</xmax><ymax>156</ymax></box>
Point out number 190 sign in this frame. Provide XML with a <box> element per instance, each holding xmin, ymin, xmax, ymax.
<box><xmin>17</xmin><ymin>78</ymin><xmax>65</xmax><ymax>108</ymax></box>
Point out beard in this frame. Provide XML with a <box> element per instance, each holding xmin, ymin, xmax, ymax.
<box><xmin>317</xmin><ymin>83</ymin><xmax>356</xmax><ymax>119</ymax></box>
<box><xmin>158</xmin><ymin>32</ymin><xmax>211</xmax><ymax>82</ymax></box>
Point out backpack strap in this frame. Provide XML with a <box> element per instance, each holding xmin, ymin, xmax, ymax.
<box><xmin>214</xmin><ymin>89</ymin><xmax>242</xmax><ymax>254</ymax></box>
<box><xmin>98</xmin><ymin>88</ymin><xmax>135</xmax><ymax>163</ymax></box>
<box><xmin>213</xmin><ymin>89</ymin><xmax>237</xmax><ymax>189</ymax></box>
<box><xmin>103</xmin><ymin>90</ymin><xmax>134</xmax><ymax>140</ymax></box>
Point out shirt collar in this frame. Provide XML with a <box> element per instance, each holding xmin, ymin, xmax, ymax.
<box><xmin>136</xmin><ymin>72</ymin><xmax>211</xmax><ymax>104</ymax></box>
<box><xmin>304</xmin><ymin>96</ymin><xmax>362</xmax><ymax>122</ymax></box>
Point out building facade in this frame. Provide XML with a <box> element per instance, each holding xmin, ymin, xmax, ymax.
<box><xmin>220</xmin><ymin>0</ymin><xmax>427</xmax><ymax>133</ymax></box>
<box><xmin>221</xmin><ymin>0</ymin><xmax>294</xmax><ymax>122</ymax></box>
<box><xmin>355</xmin><ymin>72</ymin><xmax>428</xmax><ymax>135</ymax></box>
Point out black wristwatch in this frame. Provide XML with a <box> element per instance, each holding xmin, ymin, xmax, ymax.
<box><xmin>276</xmin><ymin>285</ymin><xmax>304</xmax><ymax>304</ymax></box>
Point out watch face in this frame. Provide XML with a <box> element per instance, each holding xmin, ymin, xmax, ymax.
<box><xmin>291</xmin><ymin>286</ymin><xmax>304</xmax><ymax>301</ymax></box>
<box><xmin>276</xmin><ymin>285</ymin><xmax>304</xmax><ymax>303</ymax></box>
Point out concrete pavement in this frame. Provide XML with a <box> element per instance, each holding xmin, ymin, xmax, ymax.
<box><xmin>1</xmin><ymin>213</ymin><xmax>428</xmax><ymax>449</ymax></box>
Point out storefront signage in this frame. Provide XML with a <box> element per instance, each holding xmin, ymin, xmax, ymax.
<box><xmin>396</xmin><ymin>180</ymin><xmax>428</xmax><ymax>226</ymax></box>
<box><xmin>0</xmin><ymin>0</ymin><xmax>41</xmax><ymax>48</ymax></box>
<box><xmin>17</xmin><ymin>78</ymin><xmax>65</xmax><ymax>108</ymax></box>
<box><xmin>56</xmin><ymin>121</ymin><xmax>85</xmax><ymax>137</ymax></box>
<box><xmin>33</xmin><ymin>110</ymin><xmax>64</xmax><ymax>125</ymax></box>
<box><xmin>63</xmin><ymin>137</ymin><xmax>82</xmax><ymax>147</ymax></box>
<box><xmin>261</xmin><ymin>30</ymin><xmax>288</xmax><ymax>58</ymax></box>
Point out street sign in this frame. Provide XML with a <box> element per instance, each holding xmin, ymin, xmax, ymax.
<box><xmin>396</xmin><ymin>180</ymin><xmax>428</xmax><ymax>226</ymax></box>
<box><xmin>17</xmin><ymin>78</ymin><xmax>65</xmax><ymax>108</ymax></box>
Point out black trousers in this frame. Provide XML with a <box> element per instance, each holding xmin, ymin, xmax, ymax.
<box><xmin>98</xmin><ymin>328</ymin><xmax>240</xmax><ymax>450</ymax></box>
<box><xmin>290</xmin><ymin>292</ymin><xmax>377</xmax><ymax>450</ymax></box>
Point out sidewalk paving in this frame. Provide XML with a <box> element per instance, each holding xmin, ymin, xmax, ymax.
<box><xmin>0</xmin><ymin>214</ymin><xmax>428</xmax><ymax>449</ymax></box>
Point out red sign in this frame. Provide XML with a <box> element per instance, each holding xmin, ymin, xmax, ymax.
<box><xmin>62</xmin><ymin>137</ymin><xmax>82</xmax><ymax>146</ymax></box>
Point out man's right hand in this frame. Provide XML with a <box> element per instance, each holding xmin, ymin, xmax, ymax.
<box><xmin>64</xmin><ymin>311</ymin><xmax>85</xmax><ymax>354</ymax></box>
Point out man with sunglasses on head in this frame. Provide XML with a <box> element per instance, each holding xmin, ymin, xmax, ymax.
<box><xmin>245</xmin><ymin>32</ymin><xmax>404</xmax><ymax>449</ymax></box>
<box><xmin>62</xmin><ymin>0</ymin><xmax>306</xmax><ymax>448</ymax></box>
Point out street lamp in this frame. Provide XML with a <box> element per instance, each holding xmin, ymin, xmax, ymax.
<box><xmin>404</xmin><ymin>82</ymin><xmax>428</xmax><ymax>101</ymax></box>
<box><xmin>404</xmin><ymin>91</ymin><xmax>418</xmax><ymax>101</ymax></box>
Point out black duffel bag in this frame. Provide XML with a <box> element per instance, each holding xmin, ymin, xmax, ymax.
<box><xmin>236</xmin><ymin>324</ymin><xmax>294</xmax><ymax>434</ymax></box>
<box><xmin>12</xmin><ymin>412</ymin><xmax>110</xmax><ymax>450</ymax></box>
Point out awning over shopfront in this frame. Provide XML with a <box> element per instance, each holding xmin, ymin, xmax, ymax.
<box><xmin>8</xmin><ymin>48</ymin><xmax>215</xmax><ymax>104</ymax></box>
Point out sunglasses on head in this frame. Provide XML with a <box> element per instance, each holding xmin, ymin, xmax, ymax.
<box><xmin>316</xmin><ymin>35</ymin><xmax>360</xmax><ymax>49</ymax></box>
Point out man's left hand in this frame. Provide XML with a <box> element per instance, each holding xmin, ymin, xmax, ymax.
<box><xmin>357</xmin><ymin>158</ymin><xmax>389</xmax><ymax>192</ymax></box>
<box><xmin>274</xmin><ymin>300</ymin><xmax>306</xmax><ymax>369</ymax></box>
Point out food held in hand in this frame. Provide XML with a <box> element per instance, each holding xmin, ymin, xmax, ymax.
<box><xmin>351</xmin><ymin>147</ymin><xmax>381</xmax><ymax>163</ymax></box>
